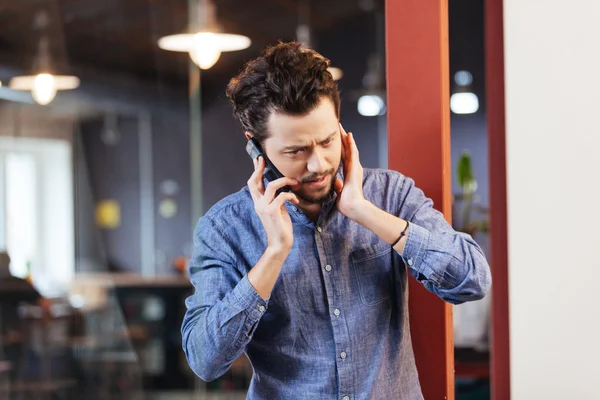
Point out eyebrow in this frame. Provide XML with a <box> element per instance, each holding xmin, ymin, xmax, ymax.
<box><xmin>281</xmin><ymin>130</ymin><xmax>338</xmax><ymax>152</ymax></box>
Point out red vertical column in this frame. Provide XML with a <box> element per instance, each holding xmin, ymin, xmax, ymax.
<box><xmin>485</xmin><ymin>0</ymin><xmax>510</xmax><ymax>398</ymax></box>
<box><xmin>386</xmin><ymin>1</ymin><xmax>454</xmax><ymax>399</ymax></box>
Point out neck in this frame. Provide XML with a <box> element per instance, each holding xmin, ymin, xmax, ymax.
<box><xmin>298</xmin><ymin>201</ymin><xmax>322</xmax><ymax>223</ymax></box>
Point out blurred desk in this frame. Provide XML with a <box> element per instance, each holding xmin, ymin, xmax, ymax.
<box><xmin>0</xmin><ymin>379</ymin><xmax>76</xmax><ymax>393</ymax></box>
<box><xmin>70</xmin><ymin>272</ymin><xmax>191</xmax><ymax>312</ymax></box>
<box><xmin>72</xmin><ymin>272</ymin><xmax>191</xmax><ymax>289</ymax></box>
<box><xmin>71</xmin><ymin>272</ymin><xmax>194</xmax><ymax>391</ymax></box>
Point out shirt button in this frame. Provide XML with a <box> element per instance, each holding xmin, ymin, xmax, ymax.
<box><xmin>343</xmin><ymin>397</ymin><xmax>350</xmax><ymax>400</ymax></box>
<box><xmin>407</xmin><ymin>259</ymin><xmax>414</xmax><ymax>266</ymax></box>
<box><xmin>325</xmin><ymin>265</ymin><xmax>332</xmax><ymax>272</ymax></box>
<box><xmin>258</xmin><ymin>305</ymin><xmax>265</xmax><ymax>312</ymax></box>
<box><xmin>317</xmin><ymin>226</ymin><xmax>323</xmax><ymax>233</ymax></box>
<box><xmin>340</xmin><ymin>352</ymin><xmax>347</xmax><ymax>359</ymax></box>
<box><xmin>333</xmin><ymin>309</ymin><xmax>341</xmax><ymax>317</ymax></box>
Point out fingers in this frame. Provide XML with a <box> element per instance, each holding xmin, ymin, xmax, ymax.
<box><xmin>263</xmin><ymin>177</ymin><xmax>299</xmax><ymax>202</ymax></box>
<box><xmin>347</xmin><ymin>132</ymin><xmax>359</xmax><ymax>169</ymax></box>
<box><xmin>340</xmin><ymin>123</ymin><xmax>349</xmax><ymax>160</ymax></box>
<box><xmin>339</xmin><ymin>123</ymin><xmax>355</xmax><ymax>163</ymax></box>
<box><xmin>270</xmin><ymin>192</ymin><xmax>300</xmax><ymax>209</ymax></box>
<box><xmin>333</xmin><ymin>178</ymin><xmax>344</xmax><ymax>195</ymax></box>
<box><xmin>340</xmin><ymin>124</ymin><xmax>353</xmax><ymax>175</ymax></box>
<box><xmin>249</xmin><ymin>156</ymin><xmax>299</xmax><ymax>210</ymax></box>
<box><xmin>338</xmin><ymin>125</ymin><xmax>362</xmax><ymax>185</ymax></box>
<box><xmin>253</xmin><ymin>156</ymin><xmax>266</xmax><ymax>178</ymax></box>
<box><xmin>339</xmin><ymin>124</ymin><xmax>346</xmax><ymax>162</ymax></box>
<box><xmin>339</xmin><ymin>122</ymin><xmax>349</xmax><ymax>139</ymax></box>
<box><xmin>247</xmin><ymin>157</ymin><xmax>266</xmax><ymax>202</ymax></box>
<box><xmin>348</xmin><ymin>131</ymin><xmax>359</xmax><ymax>158</ymax></box>
<box><xmin>339</xmin><ymin>123</ymin><xmax>352</xmax><ymax>149</ymax></box>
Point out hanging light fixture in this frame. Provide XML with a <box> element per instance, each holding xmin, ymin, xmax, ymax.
<box><xmin>158</xmin><ymin>0</ymin><xmax>251</xmax><ymax>70</ymax></box>
<box><xmin>9</xmin><ymin>13</ymin><xmax>79</xmax><ymax>106</ymax></box>
<box><xmin>295</xmin><ymin>0</ymin><xmax>343</xmax><ymax>81</ymax></box>
<box><xmin>10</xmin><ymin>71</ymin><xmax>80</xmax><ymax>106</ymax></box>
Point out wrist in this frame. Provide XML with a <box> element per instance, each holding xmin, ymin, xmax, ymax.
<box><xmin>347</xmin><ymin>199</ymin><xmax>375</xmax><ymax>224</ymax></box>
<box><xmin>265</xmin><ymin>244</ymin><xmax>292</xmax><ymax>260</ymax></box>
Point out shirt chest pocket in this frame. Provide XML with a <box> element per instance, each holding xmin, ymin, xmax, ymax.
<box><xmin>350</xmin><ymin>241</ymin><xmax>394</xmax><ymax>306</ymax></box>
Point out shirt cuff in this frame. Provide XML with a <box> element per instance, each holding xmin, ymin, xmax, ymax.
<box><xmin>399</xmin><ymin>222</ymin><xmax>437</xmax><ymax>282</ymax></box>
<box><xmin>232</xmin><ymin>274</ymin><xmax>270</xmax><ymax>322</ymax></box>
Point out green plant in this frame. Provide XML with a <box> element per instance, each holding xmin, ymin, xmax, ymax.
<box><xmin>453</xmin><ymin>151</ymin><xmax>489</xmax><ymax>237</ymax></box>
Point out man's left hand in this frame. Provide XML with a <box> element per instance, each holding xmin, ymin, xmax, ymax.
<box><xmin>334</xmin><ymin>123</ymin><xmax>369</xmax><ymax>220</ymax></box>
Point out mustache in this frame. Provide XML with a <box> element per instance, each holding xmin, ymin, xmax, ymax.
<box><xmin>300</xmin><ymin>169</ymin><xmax>335</xmax><ymax>183</ymax></box>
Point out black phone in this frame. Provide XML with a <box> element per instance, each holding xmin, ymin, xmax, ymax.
<box><xmin>246</xmin><ymin>137</ymin><xmax>291</xmax><ymax>194</ymax></box>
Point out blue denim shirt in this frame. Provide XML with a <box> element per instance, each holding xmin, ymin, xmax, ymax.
<box><xmin>182</xmin><ymin>168</ymin><xmax>491</xmax><ymax>400</ymax></box>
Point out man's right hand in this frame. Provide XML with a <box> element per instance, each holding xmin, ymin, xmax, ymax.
<box><xmin>247</xmin><ymin>156</ymin><xmax>299</xmax><ymax>253</ymax></box>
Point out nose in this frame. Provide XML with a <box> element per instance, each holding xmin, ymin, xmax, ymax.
<box><xmin>307</xmin><ymin>148</ymin><xmax>328</xmax><ymax>174</ymax></box>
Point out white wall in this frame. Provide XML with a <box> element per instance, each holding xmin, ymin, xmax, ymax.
<box><xmin>504</xmin><ymin>1</ymin><xmax>600</xmax><ymax>398</ymax></box>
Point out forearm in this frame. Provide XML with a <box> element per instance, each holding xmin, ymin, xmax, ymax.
<box><xmin>349</xmin><ymin>198</ymin><xmax>490</xmax><ymax>303</ymax></box>
<box><xmin>182</xmin><ymin>213</ymin><xmax>291</xmax><ymax>382</ymax></box>
<box><xmin>350</xmin><ymin>200</ymin><xmax>409</xmax><ymax>254</ymax></box>
<box><xmin>247</xmin><ymin>246</ymin><xmax>290</xmax><ymax>300</ymax></box>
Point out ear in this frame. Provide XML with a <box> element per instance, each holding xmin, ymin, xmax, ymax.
<box><xmin>244</xmin><ymin>132</ymin><xmax>253</xmax><ymax>140</ymax></box>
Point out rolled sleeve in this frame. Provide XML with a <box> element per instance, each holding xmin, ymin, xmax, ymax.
<box><xmin>392</xmin><ymin>174</ymin><xmax>491</xmax><ymax>304</ymax></box>
<box><xmin>234</xmin><ymin>274</ymin><xmax>269</xmax><ymax>313</ymax></box>
<box><xmin>399</xmin><ymin>221</ymin><xmax>433</xmax><ymax>281</ymax></box>
<box><xmin>232</xmin><ymin>274</ymin><xmax>270</xmax><ymax>335</ymax></box>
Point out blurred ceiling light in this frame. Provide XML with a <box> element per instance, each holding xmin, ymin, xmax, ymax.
<box><xmin>8</xmin><ymin>14</ymin><xmax>80</xmax><ymax>106</ymax></box>
<box><xmin>451</xmin><ymin>70</ymin><xmax>479</xmax><ymax>114</ymax></box>
<box><xmin>455</xmin><ymin>70</ymin><xmax>473</xmax><ymax>86</ymax></box>
<box><xmin>158</xmin><ymin>0</ymin><xmax>251</xmax><ymax>70</ymax></box>
<box><xmin>357</xmin><ymin>53</ymin><xmax>386</xmax><ymax>116</ymax></box>
<box><xmin>450</xmin><ymin>92</ymin><xmax>479</xmax><ymax>114</ymax></box>
<box><xmin>327</xmin><ymin>67</ymin><xmax>344</xmax><ymax>81</ymax></box>
<box><xmin>296</xmin><ymin>0</ymin><xmax>343</xmax><ymax>81</ymax></box>
<box><xmin>358</xmin><ymin>94</ymin><xmax>386</xmax><ymax>116</ymax></box>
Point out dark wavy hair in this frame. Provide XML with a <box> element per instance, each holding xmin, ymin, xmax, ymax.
<box><xmin>226</xmin><ymin>41</ymin><xmax>341</xmax><ymax>143</ymax></box>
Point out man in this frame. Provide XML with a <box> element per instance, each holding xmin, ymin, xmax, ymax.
<box><xmin>0</xmin><ymin>251</ymin><xmax>40</xmax><ymax>325</ymax></box>
<box><xmin>0</xmin><ymin>251</ymin><xmax>41</xmax><ymax>381</ymax></box>
<box><xmin>182</xmin><ymin>42</ymin><xmax>491</xmax><ymax>399</ymax></box>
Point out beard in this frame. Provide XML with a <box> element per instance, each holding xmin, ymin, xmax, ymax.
<box><xmin>293</xmin><ymin>169</ymin><xmax>337</xmax><ymax>204</ymax></box>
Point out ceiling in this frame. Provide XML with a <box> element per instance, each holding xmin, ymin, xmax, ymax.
<box><xmin>0</xmin><ymin>0</ymin><xmax>486</xmax><ymax>114</ymax></box>
<box><xmin>0</xmin><ymin>0</ymin><xmax>381</xmax><ymax>89</ymax></box>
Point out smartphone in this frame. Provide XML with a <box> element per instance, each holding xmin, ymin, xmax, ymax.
<box><xmin>246</xmin><ymin>137</ymin><xmax>291</xmax><ymax>194</ymax></box>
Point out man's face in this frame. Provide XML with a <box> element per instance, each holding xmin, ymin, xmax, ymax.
<box><xmin>262</xmin><ymin>97</ymin><xmax>341</xmax><ymax>204</ymax></box>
